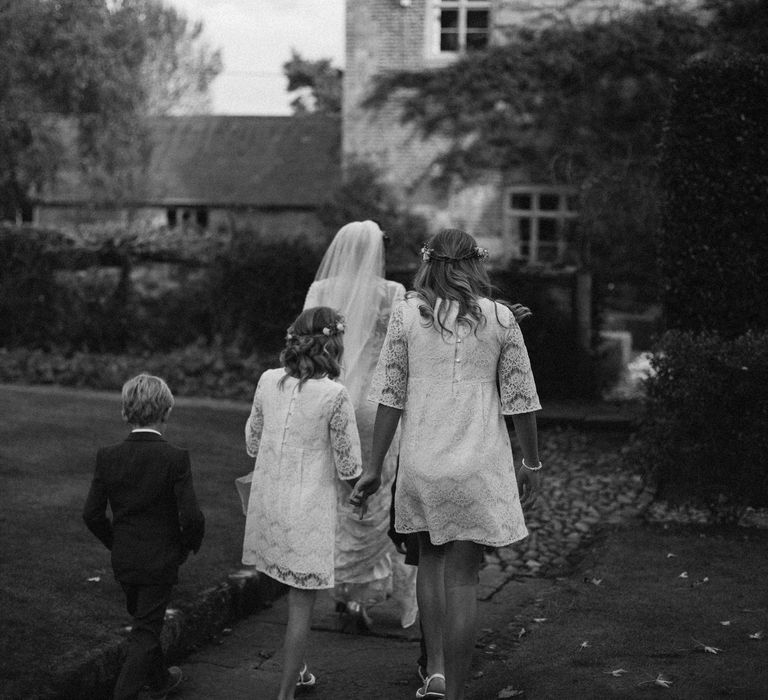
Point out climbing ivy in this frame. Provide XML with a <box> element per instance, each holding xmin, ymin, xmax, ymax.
<box><xmin>363</xmin><ymin>3</ymin><xmax>716</xmax><ymax>292</ymax></box>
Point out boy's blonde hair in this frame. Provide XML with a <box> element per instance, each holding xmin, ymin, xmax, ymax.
<box><xmin>121</xmin><ymin>374</ymin><xmax>174</xmax><ymax>426</ymax></box>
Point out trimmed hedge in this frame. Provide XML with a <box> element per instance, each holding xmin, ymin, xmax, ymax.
<box><xmin>0</xmin><ymin>341</ymin><xmax>271</xmax><ymax>401</ymax></box>
<box><xmin>0</xmin><ymin>226</ymin><xmax>321</xmax><ymax>355</ymax></box>
<box><xmin>657</xmin><ymin>54</ymin><xmax>768</xmax><ymax>336</ymax></box>
<box><xmin>635</xmin><ymin>54</ymin><xmax>768</xmax><ymax>512</ymax></box>
<box><xmin>632</xmin><ymin>330</ymin><xmax>768</xmax><ymax>514</ymax></box>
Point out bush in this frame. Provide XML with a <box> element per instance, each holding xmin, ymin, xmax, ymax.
<box><xmin>631</xmin><ymin>330</ymin><xmax>768</xmax><ymax>515</ymax></box>
<box><xmin>658</xmin><ymin>54</ymin><xmax>768</xmax><ymax>336</ymax></box>
<box><xmin>0</xmin><ymin>340</ymin><xmax>271</xmax><ymax>401</ymax></box>
<box><xmin>208</xmin><ymin>233</ymin><xmax>322</xmax><ymax>356</ymax></box>
<box><xmin>316</xmin><ymin>161</ymin><xmax>429</xmax><ymax>267</ymax></box>
<box><xmin>0</xmin><ymin>226</ymin><xmax>71</xmax><ymax>348</ymax></box>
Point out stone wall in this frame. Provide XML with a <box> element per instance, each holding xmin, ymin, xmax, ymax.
<box><xmin>342</xmin><ymin>0</ymin><xmax>666</xmax><ymax>256</ymax></box>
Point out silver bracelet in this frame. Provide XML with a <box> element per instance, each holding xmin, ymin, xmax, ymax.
<box><xmin>521</xmin><ymin>459</ymin><xmax>543</xmax><ymax>471</ymax></box>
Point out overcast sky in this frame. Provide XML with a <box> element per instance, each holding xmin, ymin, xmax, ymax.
<box><xmin>170</xmin><ymin>0</ymin><xmax>345</xmax><ymax>115</ymax></box>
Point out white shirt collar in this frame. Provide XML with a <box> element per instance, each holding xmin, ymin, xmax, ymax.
<box><xmin>131</xmin><ymin>428</ymin><xmax>162</xmax><ymax>436</ymax></box>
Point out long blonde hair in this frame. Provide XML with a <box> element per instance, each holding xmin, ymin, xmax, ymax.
<box><xmin>410</xmin><ymin>229</ymin><xmax>495</xmax><ymax>337</ymax></box>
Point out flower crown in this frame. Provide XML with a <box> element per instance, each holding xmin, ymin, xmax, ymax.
<box><xmin>286</xmin><ymin>321</ymin><xmax>345</xmax><ymax>342</ymax></box>
<box><xmin>420</xmin><ymin>244</ymin><xmax>490</xmax><ymax>263</ymax></box>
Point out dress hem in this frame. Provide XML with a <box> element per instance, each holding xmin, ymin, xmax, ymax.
<box><xmin>393</xmin><ymin>526</ymin><xmax>529</xmax><ymax>549</ymax></box>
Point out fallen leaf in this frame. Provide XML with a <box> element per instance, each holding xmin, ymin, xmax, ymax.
<box><xmin>497</xmin><ymin>687</ymin><xmax>524</xmax><ymax>698</ymax></box>
<box><xmin>590</xmin><ymin>578</ymin><xmax>603</xmax><ymax>586</ymax></box>
<box><xmin>579</xmin><ymin>640</ymin><xmax>590</xmax><ymax>651</ymax></box>
<box><xmin>678</xmin><ymin>571</ymin><xmax>689</xmax><ymax>579</ymax></box>
<box><xmin>693</xmin><ymin>638</ymin><xmax>722</xmax><ymax>654</ymax></box>
<box><xmin>666</xmin><ymin>552</ymin><xmax>677</xmax><ymax>558</ymax></box>
<box><xmin>518</xmin><ymin>627</ymin><xmax>527</xmax><ymax>639</ymax></box>
<box><xmin>638</xmin><ymin>673</ymin><xmax>673</xmax><ymax>688</ymax></box>
<box><xmin>749</xmin><ymin>631</ymin><xmax>764</xmax><ymax>640</ymax></box>
<box><xmin>87</xmin><ymin>576</ymin><xmax>101</xmax><ymax>582</ymax></box>
<box><xmin>719</xmin><ymin>621</ymin><xmax>731</xmax><ymax>626</ymax></box>
<box><xmin>604</xmin><ymin>668</ymin><xmax>627</xmax><ymax>677</ymax></box>
<box><xmin>533</xmin><ymin>618</ymin><xmax>547</xmax><ymax>623</ymax></box>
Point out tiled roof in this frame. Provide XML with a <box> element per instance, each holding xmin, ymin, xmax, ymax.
<box><xmin>38</xmin><ymin>115</ymin><xmax>341</xmax><ymax>208</ymax></box>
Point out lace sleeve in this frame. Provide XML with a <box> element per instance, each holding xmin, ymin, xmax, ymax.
<box><xmin>244</xmin><ymin>375</ymin><xmax>265</xmax><ymax>458</ymax></box>
<box><xmin>498</xmin><ymin>316</ymin><xmax>542</xmax><ymax>415</ymax></box>
<box><xmin>329</xmin><ymin>387</ymin><xmax>363</xmax><ymax>480</ymax></box>
<box><xmin>368</xmin><ymin>300</ymin><xmax>408</xmax><ymax>408</ymax></box>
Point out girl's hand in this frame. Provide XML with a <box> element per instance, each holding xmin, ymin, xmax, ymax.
<box><xmin>349</xmin><ymin>471</ymin><xmax>382</xmax><ymax>519</ymax></box>
<box><xmin>516</xmin><ymin>464</ymin><xmax>541</xmax><ymax>508</ymax></box>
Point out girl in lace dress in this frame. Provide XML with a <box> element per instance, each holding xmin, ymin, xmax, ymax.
<box><xmin>351</xmin><ymin>229</ymin><xmax>542</xmax><ymax>700</ymax></box>
<box><xmin>242</xmin><ymin>306</ymin><xmax>362</xmax><ymax>700</ymax></box>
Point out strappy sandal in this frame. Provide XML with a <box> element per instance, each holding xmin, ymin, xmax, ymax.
<box><xmin>296</xmin><ymin>663</ymin><xmax>316</xmax><ymax>689</ymax></box>
<box><xmin>416</xmin><ymin>672</ymin><xmax>445</xmax><ymax>699</ymax></box>
<box><xmin>417</xmin><ymin>664</ymin><xmax>428</xmax><ymax>684</ymax></box>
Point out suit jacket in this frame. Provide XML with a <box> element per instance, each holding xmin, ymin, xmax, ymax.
<box><xmin>83</xmin><ymin>432</ymin><xmax>205</xmax><ymax>585</ymax></box>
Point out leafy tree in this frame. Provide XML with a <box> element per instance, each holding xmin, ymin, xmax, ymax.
<box><xmin>0</xmin><ymin>0</ymin><xmax>221</xmax><ymax>220</ymax></box>
<box><xmin>364</xmin><ymin>4</ymin><xmax>710</xmax><ymax>292</ymax></box>
<box><xmin>283</xmin><ymin>50</ymin><xmax>342</xmax><ymax>115</ymax></box>
<box><xmin>135</xmin><ymin>0</ymin><xmax>223</xmax><ymax>115</ymax></box>
<box><xmin>316</xmin><ymin>161</ymin><xmax>429</xmax><ymax>268</ymax></box>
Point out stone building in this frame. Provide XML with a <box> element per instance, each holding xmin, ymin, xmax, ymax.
<box><xmin>343</xmin><ymin>0</ymin><xmax>640</xmax><ymax>262</ymax></box>
<box><xmin>32</xmin><ymin>115</ymin><xmax>340</xmax><ymax>246</ymax></box>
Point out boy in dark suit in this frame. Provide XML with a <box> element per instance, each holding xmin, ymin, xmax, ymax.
<box><xmin>83</xmin><ymin>374</ymin><xmax>205</xmax><ymax>700</ymax></box>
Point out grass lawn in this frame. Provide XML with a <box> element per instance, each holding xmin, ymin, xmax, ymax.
<box><xmin>0</xmin><ymin>385</ymin><xmax>255</xmax><ymax>699</ymax></box>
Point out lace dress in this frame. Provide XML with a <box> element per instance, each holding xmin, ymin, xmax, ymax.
<box><xmin>242</xmin><ymin>369</ymin><xmax>362</xmax><ymax>589</ymax></box>
<box><xmin>369</xmin><ymin>297</ymin><xmax>541</xmax><ymax>547</ymax></box>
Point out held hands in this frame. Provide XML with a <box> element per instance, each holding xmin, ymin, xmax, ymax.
<box><xmin>516</xmin><ymin>462</ymin><xmax>541</xmax><ymax>508</ymax></box>
<box><xmin>349</xmin><ymin>471</ymin><xmax>382</xmax><ymax>519</ymax></box>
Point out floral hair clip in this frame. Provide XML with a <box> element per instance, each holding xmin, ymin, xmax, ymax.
<box><xmin>420</xmin><ymin>244</ymin><xmax>489</xmax><ymax>263</ymax></box>
<box><xmin>322</xmin><ymin>321</ymin><xmax>345</xmax><ymax>336</ymax></box>
<box><xmin>285</xmin><ymin>332</ymin><xmax>294</xmax><ymax>341</ymax></box>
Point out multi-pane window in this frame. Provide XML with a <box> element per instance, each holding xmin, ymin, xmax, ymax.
<box><xmin>505</xmin><ymin>187</ymin><xmax>578</xmax><ymax>264</ymax></box>
<box><xmin>430</xmin><ymin>0</ymin><xmax>490</xmax><ymax>55</ymax></box>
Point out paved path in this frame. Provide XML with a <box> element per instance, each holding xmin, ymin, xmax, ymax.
<box><xmin>170</xmin><ymin>430</ymin><xmax>650</xmax><ymax>700</ymax></box>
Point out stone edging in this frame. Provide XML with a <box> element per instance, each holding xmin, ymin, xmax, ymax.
<box><xmin>43</xmin><ymin>570</ymin><xmax>285</xmax><ymax>700</ymax></box>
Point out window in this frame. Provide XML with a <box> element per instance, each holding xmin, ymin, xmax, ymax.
<box><xmin>195</xmin><ymin>207</ymin><xmax>209</xmax><ymax>228</ymax></box>
<box><xmin>430</xmin><ymin>0</ymin><xmax>490</xmax><ymax>56</ymax></box>
<box><xmin>504</xmin><ymin>187</ymin><xmax>578</xmax><ymax>265</ymax></box>
<box><xmin>166</xmin><ymin>208</ymin><xmax>178</xmax><ymax>228</ymax></box>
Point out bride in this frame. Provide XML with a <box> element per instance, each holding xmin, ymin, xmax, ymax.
<box><xmin>304</xmin><ymin>220</ymin><xmax>416</xmax><ymax>630</ymax></box>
